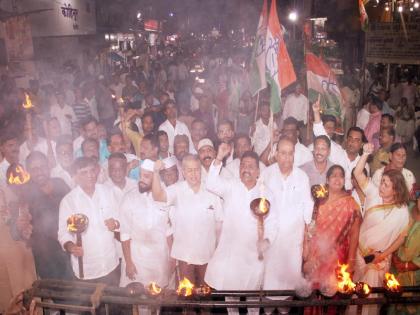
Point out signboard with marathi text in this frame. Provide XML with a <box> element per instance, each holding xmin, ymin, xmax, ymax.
<box><xmin>366</xmin><ymin>22</ymin><xmax>420</xmax><ymax>65</ymax></box>
<box><xmin>21</xmin><ymin>0</ymin><xmax>96</xmax><ymax>37</ymax></box>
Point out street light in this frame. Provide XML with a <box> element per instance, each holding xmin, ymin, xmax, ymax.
<box><xmin>415</xmin><ymin>2</ymin><xmax>419</xmax><ymax>8</ymax></box>
<box><xmin>169</xmin><ymin>12</ymin><xmax>174</xmax><ymax>17</ymax></box>
<box><xmin>288</xmin><ymin>11</ymin><xmax>298</xmax><ymax>22</ymax></box>
<box><xmin>398</xmin><ymin>5</ymin><xmax>403</xmax><ymax>12</ymax></box>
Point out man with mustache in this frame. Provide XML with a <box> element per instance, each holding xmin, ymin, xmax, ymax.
<box><xmin>197</xmin><ymin>138</ymin><xmax>216</xmax><ymax>181</ymax></box>
<box><xmin>152</xmin><ymin>154</ymin><xmax>221</xmax><ymax>289</ymax></box>
<box><xmin>300</xmin><ymin>135</ymin><xmax>333</xmax><ymax>186</ymax></box>
<box><xmin>205</xmin><ymin>143</ymin><xmax>277</xmax><ymax>315</ymax></box>
<box><xmin>222</xmin><ymin>134</ymin><xmax>266</xmax><ymax>179</ymax></box>
<box><xmin>119</xmin><ymin>159</ymin><xmax>171</xmax><ymax>293</ymax></box>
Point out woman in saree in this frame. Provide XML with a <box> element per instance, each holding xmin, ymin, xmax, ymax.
<box><xmin>388</xmin><ymin>191</ymin><xmax>420</xmax><ymax>315</ymax></box>
<box><xmin>303</xmin><ymin>165</ymin><xmax>362</xmax><ymax>315</ymax></box>
<box><xmin>352</xmin><ymin>143</ymin><xmax>410</xmax><ymax>315</ymax></box>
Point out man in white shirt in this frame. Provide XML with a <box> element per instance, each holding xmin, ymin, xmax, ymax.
<box><xmin>104</xmin><ymin>153</ymin><xmax>137</xmax><ymax>204</ymax></box>
<box><xmin>51</xmin><ymin>139</ymin><xmax>75</xmax><ymax>188</ymax></box>
<box><xmin>197</xmin><ymin>138</ymin><xmax>216</xmax><ymax>182</ymax></box>
<box><xmin>73</xmin><ymin>117</ymin><xmax>99</xmax><ymax>153</ymax></box>
<box><xmin>222</xmin><ymin>135</ymin><xmax>265</xmax><ymax>179</ymax></box>
<box><xmin>216</xmin><ymin>120</ymin><xmax>236</xmax><ymax>165</ymax></box>
<box><xmin>158</xmin><ymin>99</ymin><xmax>192</xmax><ymax>154</ymax></box>
<box><xmin>281</xmin><ymin>83</ymin><xmax>309</xmax><ymax>127</ymax></box>
<box><xmin>50</xmin><ymin>91</ymin><xmax>76</xmax><ymax>136</ymax></box>
<box><xmin>312</xmin><ymin>100</ymin><xmax>367</xmax><ymax>189</ymax></box>
<box><xmin>0</xmin><ymin>132</ymin><xmax>20</xmax><ymax>188</ymax></box>
<box><xmin>160</xmin><ymin>156</ymin><xmax>179</xmax><ymax>186</ymax></box>
<box><xmin>152</xmin><ymin>154</ymin><xmax>221</xmax><ymax>287</ymax></box>
<box><xmin>205</xmin><ymin>145</ymin><xmax>277</xmax><ymax>315</ymax></box>
<box><xmin>261</xmin><ymin>137</ymin><xmax>313</xmax><ymax>314</ymax></box>
<box><xmin>281</xmin><ymin>117</ymin><xmax>312</xmax><ymax>167</ymax></box>
<box><xmin>251</xmin><ymin>102</ymin><xmax>278</xmax><ymax>156</ymax></box>
<box><xmin>58</xmin><ymin>157</ymin><xmax>121</xmax><ymax>284</ymax></box>
<box><xmin>312</xmin><ymin>104</ymin><xmax>347</xmax><ymax>168</ymax></box>
<box><xmin>119</xmin><ymin>159</ymin><xmax>171</xmax><ymax>289</ymax></box>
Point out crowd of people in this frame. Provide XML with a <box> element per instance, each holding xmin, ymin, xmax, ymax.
<box><xmin>0</xmin><ymin>51</ymin><xmax>419</xmax><ymax>315</ymax></box>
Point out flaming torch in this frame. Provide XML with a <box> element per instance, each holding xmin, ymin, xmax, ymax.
<box><xmin>384</xmin><ymin>272</ymin><xmax>402</xmax><ymax>297</ymax></box>
<box><xmin>8</xmin><ymin>165</ymin><xmax>31</xmax><ymax>186</ymax></box>
<box><xmin>147</xmin><ymin>282</ymin><xmax>162</xmax><ymax>296</ymax></box>
<box><xmin>308</xmin><ymin>185</ymin><xmax>329</xmax><ymax>238</ymax></box>
<box><xmin>355</xmin><ymin>282</ymin><xmax>371</xmax><ymax>298</ymax></box>
<box><xmin>22</xmin><ymin>93</ymin><xmax>34</xmax><ymax>143</ymax></box>
<box><xmin>250</xmin><ymin>197</ymin><xmax>271</xmax><ymax>261</ymax></box>
<box><xmin>336</xmin><ymin>263</ymin><xmax>356</xmax><ymax>297</ymax></box>
<box><xmin>177</xmin><ymin>277</ymin><xmax>195</xmax><ymax>298</ymax></box>
<box><xmin>67</xmin><ymin>214</ymin><xmax>89</xmax><ymax>279</ymax></box>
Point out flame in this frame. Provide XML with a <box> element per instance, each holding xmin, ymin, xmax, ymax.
<box><xmin>337</xmin><ymin>263</ymin><xmax>356</xmax><ymax>294</ymax></box>
<box><xmin>258</xmin><ymin>197</ymin><xmax>269</xmax><ymax>214</ymax></box>
<box><xmin>362</xmin><ymin>283</ymin><xmax>370</xmax><ymax>295</ymax></box>
<box><xmin>22</xmin><ymin>93</ymin><xmax>33</xmax><ymax>109</ymax></box>
<box><xmin>316</xmin><ymin>185</ymin><xmax>328</xmax><ymax>199</ymax></box>
<box><xmin>384</xmin><ymin>273</ymin><xmax>400</xmax><ymax>291</ymax></box>
<box><xmin>111</xmin><ymin>94</ymin><xmax>116</xmax><ymax>99</ymax></box>
<box><xmin>176</xmin><ymin>277</ymin><xmax>194</xmax><ymax>297</ymax></box>
<box><xmin>67</xmin><ymin>214</ymin><xmax>88</xmax><ymax>233</ymax></box>
<box><xmin>8</xmin><ymin>165</ymin><xmax>31</xmax><ymax>185</ymax></box>
<box><xmin>147</xmin><ymin>282</ymin><xmax>162</xmax><ymax>296</ymax></box>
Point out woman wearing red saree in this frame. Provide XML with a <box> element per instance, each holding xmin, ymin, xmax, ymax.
<box><xmin>303</xmin><ymin>165</ymin><xmax>362</xmax><ymax>315</ymax></box>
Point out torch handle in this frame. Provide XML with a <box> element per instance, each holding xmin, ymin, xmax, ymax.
<box><xmin>76</xmin><ymin>233</ymin><xmax>84</xmax><ymax>279</ymax></box>
<box><xmin>26</xmin><ymin>112</ymin><xmax>32</xmax><ymax>143</ymax></box>
<box><xmin>257</xmin><ymin>218</ymin><xmax>264</xmax><ymax>261</ymax></box>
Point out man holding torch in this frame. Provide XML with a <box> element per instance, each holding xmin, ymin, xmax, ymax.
<box><xmin>205</xmin><ymin>143</ymin><xmax>277</xmax><ymax>315</ymax></box>
<box><xmin>58</xmin><ymin>157</ymin><xmax>121</xmax><ymax>285</ymax></box>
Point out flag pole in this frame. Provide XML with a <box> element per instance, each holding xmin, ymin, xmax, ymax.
<box><xmin>254</xmin><ymin>91</ymin><xmax>260</xmax><ymax>122</ymax></box>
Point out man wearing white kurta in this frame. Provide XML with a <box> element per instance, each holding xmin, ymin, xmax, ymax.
<box><xmin>119</xmin><ymin>159</ymin><xmax>171</xmax><ymax>289</ymax></box>
<box><xmin>281</xmin><ymin>84</ymin><xmax>309</xmax><ymax>126</ymax></box>
<box><xmin>58</xmin><ymin>157</ymin><xmax>121</xmax><ymax>284</ymax></box>
<box><xmin>152</xmin><ymin>154</ymin><xmax>221</xmax><ymax>286</ymax></box>
<box><xmin>312</xmin><ymin>100</ymin><xmax>367</xmax><ymax>189</ymax></box>
<box><xmin>261</xmin><ymin>137</ymin><xmax>313</xmax><ymax>314</ymax></box>
<box><xmin>158</xmin><ymin>100</ymin><xmax>193</xmax><ymax>154</ymax></box>
<box><xmin>205</xmin><ymin>144</ymin><xmax>278</xmax><ymax>315</ymax></box>
<box><xmin>251</xmin><ymin>102</ymin><xmax>278</xmax><ymax>156</ymax></box>
<box><xmin>104</xmin><ymin>153</ymin><xmax>137</xmax><ymax>204</ymax></box>
<box><xmin>222</xmin><ymin>135</ymin><xmax>266</xmax><ymax>179</ymax></box>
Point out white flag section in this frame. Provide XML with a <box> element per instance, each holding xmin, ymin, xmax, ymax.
<box><xmin>306</xmin><ymin>51</ymin><xmax>343</xmax><ymax>120</ymax></box>
<box><xmin>249</xmin><ymin>0</ymin><xmax>268</xmax><ymax>96</ymax></box>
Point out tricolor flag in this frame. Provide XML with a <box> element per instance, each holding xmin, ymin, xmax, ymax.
<box><xmin>249</xmin><ymin>0</ymin><xmax>268</xmax><ymax>96</ymax></box>
<box><xmin>265</xmin><ymin>0</ymin><xmax>296</xmax><ymax>114</ymax></box>
<box><xmin>359</xmin><ymin>0</ymin><xmax>369</xmax><ymax>32</ymax></box>
<box><xmin>306</xmin><ymin>51</ymin><xmax>343</xmax><ymax>119</ymax></box>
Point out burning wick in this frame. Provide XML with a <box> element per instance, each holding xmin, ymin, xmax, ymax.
<box><xmin>67</xmin><ymin>214</ymin><xmax>89</xmax><ymax>279</ymax></box>
<box><xmin>22</xmin><ymin>93</ymin><xmax>33</xmax><ymax>109</ymax></box>
<box><xmin>311</xmin><ymin>184</ymin><xmax>329</xmax><ymax>200</ymax></box>
<box><xmin>177</xmin><ymin>277</ymin><xmax>195</xmax><ymax>297</ymax></box>
<box><xmin>384</xmin><ymin>273</ymin><xmax>401</xmax><ymax>292</ymax></box>
<box><xmin>337</xmin><ymin>263</ymin><xmax>356</xmax><ymax>295</ymax></box>
<box><xmin>147</xmin><ymin>282</ymin><xmax>162</xmax><ymax>296</ymax></box>
<box><xmin>355</xmin><ymin>282</ymin><xmax>371</xmax><ymax>298</ymax></box>
<box><xmin>194</xmin><ymin>285</ymin><xmax>212</xmax><ymax>297</ymax></box>
<box><xmin>250</xmin><ymin>197</ymin><xmax>271</xmax><ymax>261</ymax></box>
<box><xmin>8</xmin><ymin>165</ymin><xmax>31</xmax><ymax>185</ymax></box>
